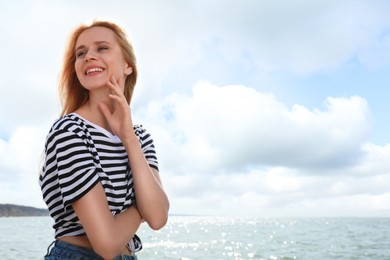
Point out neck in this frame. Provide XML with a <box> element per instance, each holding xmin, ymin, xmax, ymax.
<box><xmin>76</xmin><ymin>89</ymin><xmax>113</xmax><ymax>132</ymax></box>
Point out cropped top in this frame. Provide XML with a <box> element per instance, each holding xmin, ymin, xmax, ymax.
<box><xmin>39</xmin><ymin>113</ymin><xmax>158</xmax><ymax>240</ymax></box>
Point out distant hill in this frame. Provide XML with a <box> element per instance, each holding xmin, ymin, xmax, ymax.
<box><xmin>0</xmin><ymin>204</ymin><xmax>48</xmax><ymax>217</ymax></box>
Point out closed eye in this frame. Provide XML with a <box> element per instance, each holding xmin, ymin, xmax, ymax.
<box><xmin>97</xmin><ymin>46</ymin><xmax>109</xmax><ymax>52</ymax></box>
<box><xmin>76</xmin><ymin>50</ymin><xmax>87</xmax><ymax>58</ymax></box>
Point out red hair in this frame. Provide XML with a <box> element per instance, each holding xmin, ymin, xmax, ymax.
<box><xmin>59</xmin><ymin>21</ymin><xmax>137</xmax><ymax>116</ymax></box>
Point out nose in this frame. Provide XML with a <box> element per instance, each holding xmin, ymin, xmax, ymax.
<box><xmin>84</xmin><ymin>50</ymin><xmax>96</xmax><ymax>62</ymax></box>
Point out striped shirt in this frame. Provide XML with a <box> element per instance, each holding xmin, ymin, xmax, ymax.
<box><xmin>39</xmin><ymin>113</ymin><xmax>158</xmax><ymax>239</ymax></box>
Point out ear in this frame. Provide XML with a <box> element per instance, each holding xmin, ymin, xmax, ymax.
<box><xmin>124</xmin><ymin>63</ymin><xmax>133</xmax><ymax>76</ymax></box>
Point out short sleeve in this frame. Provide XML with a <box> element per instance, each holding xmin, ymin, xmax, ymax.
<box><xmin>48</xmin><ymin>129</ymin><xmax>100</xmax><ymax>210</ymax></box>
<box><xmin>134</xmin><ymin>125</ymin><xmax>159</xmax><ymax>171</ymax></box>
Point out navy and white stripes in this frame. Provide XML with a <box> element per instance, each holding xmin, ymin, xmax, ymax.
<box><xmin>39</xmin><ymin>113</ymin><xmax>158</xmax><ymax>238</ymax></box>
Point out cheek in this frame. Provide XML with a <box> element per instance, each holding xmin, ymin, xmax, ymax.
<box><xmin>74</xmin><ymin>62</ymin><xmax>83</xmax><ymax>79</ymax></box>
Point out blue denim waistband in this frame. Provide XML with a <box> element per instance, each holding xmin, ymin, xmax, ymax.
<box><xmin>45</xmin><ymin>240</ymin><xmax>138</xmax><ymax>260</ymax></box>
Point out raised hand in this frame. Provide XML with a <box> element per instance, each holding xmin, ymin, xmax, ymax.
<box><xmin>99</xmin><ymin>75</ymin><xmax>134</xmax><ymax>141</ymax></box>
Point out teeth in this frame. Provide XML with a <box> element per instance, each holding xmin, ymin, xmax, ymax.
<box><xmin>86</xmin><ymin>67</ymin><xmax>103</xmax><ymax>74</ymax></box>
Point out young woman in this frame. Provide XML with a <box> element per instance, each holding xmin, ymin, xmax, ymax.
<box><xmin>39</xmin><ymin>21</ymin><xmax>169</xmax><ymax>260</ymax></box>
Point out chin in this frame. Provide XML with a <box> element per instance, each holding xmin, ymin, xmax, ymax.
<box><xmin>82</xmin><ymin>82</ymin><xmax>107</xmax><ymax>91</ymax></box>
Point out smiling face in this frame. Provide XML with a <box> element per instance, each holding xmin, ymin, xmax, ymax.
<box><xmin>74</xmin><ymin>26</ymin><xmax>133</xmax><ymax>91</ymax></box>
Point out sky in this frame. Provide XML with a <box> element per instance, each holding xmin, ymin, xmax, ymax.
<box><xmin>0</xmin><ymin>0</ymin><xmax>390</xmax><ymax>217</ymax></box>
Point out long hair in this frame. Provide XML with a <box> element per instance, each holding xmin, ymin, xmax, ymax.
<box><xmin>59</xmin><ymin>21</ymin><xmax>138</xmax><ymax>116</ymax></box>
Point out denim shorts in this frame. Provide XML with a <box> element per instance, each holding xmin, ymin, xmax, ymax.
<box><xmin>45</xmin><ymin>240</ymin><xmax>138</xmax><ymax>260</ymax></box>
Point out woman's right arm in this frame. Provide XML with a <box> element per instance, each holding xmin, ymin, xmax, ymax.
<box><xmin>72</xmin><ymin>182</ymin><xmax>142</xmax><ymax>260</ymax></box>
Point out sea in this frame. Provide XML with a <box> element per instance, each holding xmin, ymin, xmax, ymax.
<box><xmin>0</xmin><ymin>216</ymin><xmax>389</xmax><ymax>259</ymax></box>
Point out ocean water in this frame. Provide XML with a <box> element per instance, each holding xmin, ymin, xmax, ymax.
<box><xmin>0</xmin><ymin>216</ymin><xmax>389</xmax><ymax>259</ymax></box>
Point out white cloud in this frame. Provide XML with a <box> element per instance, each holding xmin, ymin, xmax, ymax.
<box><xmin>0</xmin><ymin>126</ymin><xmax>48</xmax><ymax>207</ymax></box>
<box><xmin>171</xmin><ymin>0</ymin><xmax>390</xmax><ymax>76</ymax></box>
<box><xmin>163</xmin><ymin>166</ymin><xmax>390</xmax><ymax>217</ymax></box>
<box><xmin>354</xmin><ymin>143</ymin><xmax>390</xmax><ymax>175</ymax></box>
<box><xmin>138</xmin><ymin>81</ymin><xmax>372</xmax><ymax>174</ymax></box>
<box><xmin>133</xmin><ymin>81</ymin><xmax>389</xmax><ymax>216</ymax></box>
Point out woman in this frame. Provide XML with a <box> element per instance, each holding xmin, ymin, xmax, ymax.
<box><xmin>39</xmin><ymin>20</ymin><xmax>169</xmax><ymax>260</ymax></box>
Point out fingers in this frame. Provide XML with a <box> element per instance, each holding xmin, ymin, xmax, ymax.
<box><xmin>106</xmin><ymin>76</ymin><xmax>127</xmax><ymax>102</ymax></box>
<box><xmin>106</xmin><ymin>76</ymin><xmax>129</xmax><ymax>112</ymax></box>
<box><xmin>107</xmin><ymin>76</ymin><xmax>124</xmax><ymax>97</ymax></box>
<box><xmin>106</xmin><ymin>76</ymin><xmax>122</xmax><ymax>94</ymax></box>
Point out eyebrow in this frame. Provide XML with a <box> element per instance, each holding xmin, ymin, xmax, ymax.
<box><xmin>75</xmin><ymin>41</ymin><xmax>111</xmax><ymax>52</ymax></box>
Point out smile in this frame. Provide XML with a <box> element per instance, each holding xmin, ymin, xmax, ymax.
<box><xmin>85</xmin><ymin>67</ymin><xmax>104</xmax><ymax>75</ymax></box>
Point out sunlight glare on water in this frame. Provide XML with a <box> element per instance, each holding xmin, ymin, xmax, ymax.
<box><xmin>1</xmin><ymin>216</ymin><xmax>390</xmax><ymax>259</ymax></box>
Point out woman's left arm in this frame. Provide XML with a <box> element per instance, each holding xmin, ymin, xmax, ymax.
<box><xmin>122</xmin><ymin>133</ymin><xmax>169</xmax><ymax>230</ymax></box>
<box><xmin>100</xmin><ymin>76</ymin><xmax>169</xmax><ymax>230</ymax></box>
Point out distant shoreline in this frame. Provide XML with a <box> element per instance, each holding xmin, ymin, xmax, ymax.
<box><xmin>0</xmin><ymin>203</ymin><xmax>48</xmax><ymax>217</ymax></box>
<box><xmin>0</xmin><ymin>204</ymin><xmax>194</xmax><ymax>218</ymax></box>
